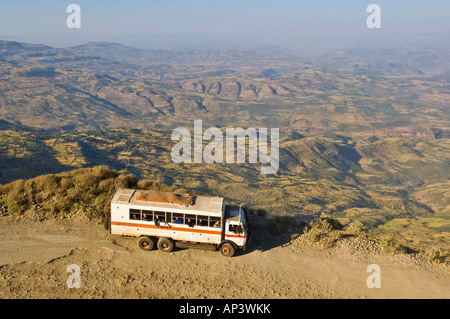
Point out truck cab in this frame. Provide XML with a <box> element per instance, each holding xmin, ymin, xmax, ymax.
<box><xmin>221</xmin><ymin>205</ymin><xmax>250</xmax><ymax>255</ymax></box>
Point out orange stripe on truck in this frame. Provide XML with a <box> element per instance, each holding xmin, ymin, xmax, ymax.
<box><xmin>111</xmin><ymin>221</ymin><xmax>247</xmax><ymax>238</ymax></box>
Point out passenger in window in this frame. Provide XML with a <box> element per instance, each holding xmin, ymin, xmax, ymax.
<box><xmin>214</xmin><ymin>220</ymin><xmax>220</xmax><ymax>228</ymax></box>
<box><xmin>143</xmin><ymin>214</ymin><xmax>151</xmax><ymax>221</ymax></box>
<box><xmin>173</xmin><ymin>217</ymin><xmax>182</xmax><ymax>224</ymax></box>
<box><xmin>155</xmin><ymin>215</ymin><xmax>161</xmax><ymax>226</ymax></box>
<box><xmin>187</xmin><ymin>218</ymin><xmax>195</xmax><ymax>227</ymax></box>
<box><xmin>198</xmin><ymin>219</ymin><xmax>206</xmax><ymax>226</ymax></box>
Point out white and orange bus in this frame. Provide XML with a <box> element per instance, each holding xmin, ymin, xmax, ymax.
<box><xmin>109</xmin><ymin>188</ymin><xmax>251</xmax><ymax>257</ymax></box>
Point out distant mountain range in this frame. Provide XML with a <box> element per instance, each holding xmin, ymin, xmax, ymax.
<box><xmin>0</xmin><ymin>39</ymin><xmax>449</xmax><ymax>133</ymax></box>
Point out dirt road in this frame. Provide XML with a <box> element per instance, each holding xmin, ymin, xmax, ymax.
<box><xmin>0</xmin><ymin>216</ymin><xmax>449</xmax><ymax>299</ymax></box>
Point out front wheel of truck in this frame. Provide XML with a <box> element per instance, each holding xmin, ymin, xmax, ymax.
<box><xmin>219</xmin><ymin>242</ymin><xmax>235</xmax><ymax>257</ymax></box>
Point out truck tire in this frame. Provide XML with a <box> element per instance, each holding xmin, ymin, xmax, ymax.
<box><xmin>138</xmin><ymin>236</ymin><xmax>156</xmax><ymax>251</ymax></box>
<box><xmin>157</xmin><ymin>237</ymin><xmax>174</xmax><ymax>252</ymax></box>
<box><xmin>219</xmin><ymin>242</ymin><xmax>235</xmax><ymax>257</ymax></box>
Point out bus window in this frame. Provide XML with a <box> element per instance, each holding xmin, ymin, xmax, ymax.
<box><xmin>185</xmin><ymin>214</ymin><xmax>196</xmax><ymax>227</ymax></box>
<box><xmin>197</xmin><ymin>215</ymin><xmax>209</xmax><ymax>227</ymax></box>
<box><xmin>130</xmin><ymin>209</ymin><xmax>141</xmax><ymax>220</ymax></box>
<box><xmin>154</xmin><ymin>211</ymin><xmax>165</xmax><ymax>225</ymax></box>
<box><xmin>172</xmin><ymin>213</ymin><xmax>184</xmax><ymax>224</ymax></box>
<box><xmin>210</xmin><ymin>216</ymin><xmax>221</xmax><ymax>228</ymax></box>
<box><xmin>142</xmin><ymin>210</ymin><xmax>153</xmax><ymax>222</ymax></box>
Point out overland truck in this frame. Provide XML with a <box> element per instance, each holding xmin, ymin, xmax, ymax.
<box><xmin>108</xmin><ymin>188</ymin><xmax>251</xmax><ymax>257</ymax></box>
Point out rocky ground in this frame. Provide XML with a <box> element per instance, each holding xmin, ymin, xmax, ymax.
<box><xmin>0</xmin><ymin>215</ymin><xmax>449</xmax><ymax>299</ymax></box>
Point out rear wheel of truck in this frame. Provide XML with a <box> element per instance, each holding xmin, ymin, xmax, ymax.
<box><xmin>219</xmin><ymin>242</ymin><xmax>235</xmax><ymax>257</ymax></box>
<box><xmin>157</xmin><ymin>237</ymin><xmax>174</xmax><ymax>252</ymax></box>
<box><xmin>138</xmin><ymin>236</ymin><xmax>156</xmax><ymax>251</ymax></box>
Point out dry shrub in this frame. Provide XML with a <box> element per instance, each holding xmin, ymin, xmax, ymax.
<box><xmin>346</xmin><ymin>221</ymin><xmax>367</xmax><ymax>237</ymax></box>
<box><xmin>422</xmin><ymin>248</ymin><xmax>449</xmax><ymax>264</ymax></box>
<box><xmin>302</xmin><ymin>216</ymin><xmax>344</xmax><ymax>248</ymax></box>
<box><xmin>0</xmin><ymin>166</ymin><xmax>177</xmax><ymax>221</ymax></box>
<box><xmin>3</xmin><ymin>179</ymin><xmax>28</xmax><ymax>215</ymax></box>
<box><xmin>34</xmin><ymin>175</ymin><xmax>60</xmax><ymax>197</ymax></box>
<box><xmin>379</xmin><ymin>237</ymin><xmax>406</xmax><ymax>255</ymax></box>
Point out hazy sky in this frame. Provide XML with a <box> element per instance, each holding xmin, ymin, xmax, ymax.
<box><xmin>1</xmin><ymin>0</ymin><xmax>449</xmax><ymax>54</ymax></box>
